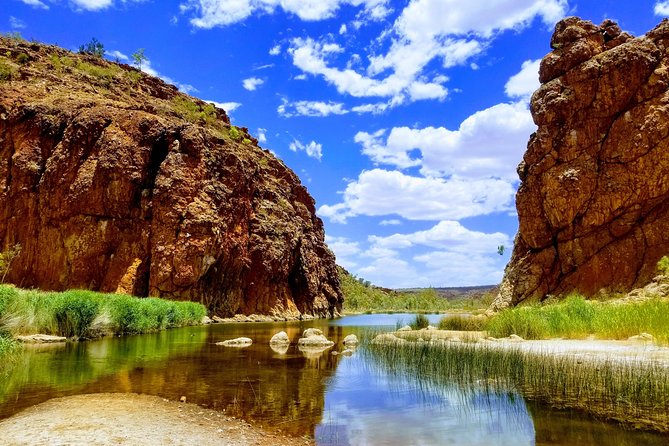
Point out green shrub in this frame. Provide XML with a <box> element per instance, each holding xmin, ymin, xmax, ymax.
<box><xmin>172</xmin><ymin>97</ymin><xmax>218</xmax><ymax>127</ymax></box>
<box><xmin>53</xmin><ymin>291</ymin><xmax>100</xmax><ymax>338</ymax></box>
<box><xmin>16</xmin><ymin>53</ymin><xmax>29</xmax><ymax>65</ymax></box>
<box><xmin>229</xmin><ymin>125</ymin><xmax>241</xmax><ymax>140</ymax></box>
<box><xmin>78</xmin><ymin>37</ymin><xmax>104</xmax><ymax>57</ymax></box>
<box><xmin>409</xmin><ymin>313</ymin><xmax>430</xmax><ymax>330</ymax></box>
<box><xmin>438</xmin><ymin>314</ymin><xmax>486</xmax><ymax>331</ymax></box>
<box><xmin>658</xmin><ymin>256</ymin><xmax>669</xmax><ymax>275</ymax></box>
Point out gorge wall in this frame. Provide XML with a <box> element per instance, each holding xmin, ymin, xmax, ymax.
<box><xmin>492</xmin><ymin>17</ymin><xmax>669</xmax><ymax>310</ymax></box>
<box><xmin>0</xmin><ymin>37</ymin><xmax>342</xmax><ymax>318</ymax></box>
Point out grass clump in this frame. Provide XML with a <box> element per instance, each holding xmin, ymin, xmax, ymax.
<box><xmin>229</xmin><ymin>125</ymin><xmax>241</xmax><ymax>140</ymax></box>
<box><xmin>75</xmin><ymin>61</ymin><xmax>120</xmax><ymax>86</ymax></box>
<box><xmin>438</xmin><ymin>314</ymin><xmax>486</xmax><ymax>331</ymax></box>
<box><xmin>0</xmin><ymin>284</ymin><xmax>206</xmax><ymax>338</ymax></box>
<box><xmin>172</xmin><ymin>96</ymin><xmax>219</xmax><ymax>127</ymax></box>
<box><xmin>485</xmin><ymin>294</ymin><xmax>669</xmax><ymax>343</ymax></box>
<box><xmin>0</xmin><ymin>60</ymin><xmax>16</xmax><ymax>82</ymax></box>
<box><xmin>409</xmin><ymin>313</ymin><xmax>430</xmax><ymax>330</ymax></box>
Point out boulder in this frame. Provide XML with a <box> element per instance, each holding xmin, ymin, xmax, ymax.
<box><xmin>297</xmin><ymin>328</ymin><xmax>334</xmax><ymax>347</ymax></box>
<box><xmin>492</xmin><ymin>17</ymin><xmax>669</xmax><ymax>310</ymax></box>
<box><xmin>343</xmin><ymin>334</ymin><xmax>359</xmax><ymax>346</ymax></box>
<box><xmin>216</xmin><ymin>337</ymin><xmax>253</xmax><ymax>347</ymax></box>
<box><xmin>16</xmin><ymin>334</ymin><xmax>67</xmax><ymax>343</ymax></box>
<box><xmin>269</xmin><ymin>331</ymin><xmax>290</xmax><ymax>345</ymax></box>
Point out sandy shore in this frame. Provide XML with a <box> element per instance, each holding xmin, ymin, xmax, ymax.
<box><xmin>0</xmin><ymin>393</ymin><xmax>313</xmax><ymax>446</ymax></box>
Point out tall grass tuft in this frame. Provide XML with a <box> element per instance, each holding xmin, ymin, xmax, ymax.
<box><xmin>438</xmin><ymin>314</ymin><xmax>486</xmax><ymax>331</ymax></box>
<box><xmin>409</xmin><ymin>313</ymin><xmax>430</xmax><ymax>330</ymax></box>
<box><xmin>485</xmin><ymin>294</ymin><xmax>669</xmax><ymax>343</ymax></box>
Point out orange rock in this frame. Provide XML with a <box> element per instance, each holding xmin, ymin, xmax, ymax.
<box><xmin>493</xmin><ymin>17</ymin><xmax>669</xmax><ymax>310</ymax></box>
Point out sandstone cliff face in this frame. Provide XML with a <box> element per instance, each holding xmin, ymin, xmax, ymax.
<box><xmin>492</xmin><ymin>17</ymin><xmax>669</xmax><ymax>310</ymax></box>
<box><xmin>0</xmin><ymin>37</ymin><xmax>342</xmax><ymax>318</ymax></box>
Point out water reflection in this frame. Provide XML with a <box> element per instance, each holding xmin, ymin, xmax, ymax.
<box><xmin>0</xmin><ymin>315</ymin><xmax>666</xmax><ymax>445</ymax></box>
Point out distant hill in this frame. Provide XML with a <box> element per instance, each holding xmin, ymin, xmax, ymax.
<box><xmin>397</xmin><ymin>285</ymin><xmax>498</xmax><ymax>301</ymax></box>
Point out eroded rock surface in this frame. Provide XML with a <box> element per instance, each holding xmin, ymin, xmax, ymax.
<box><xmin>493</xmin><ymin>17</ymin><xmax>669</xmax><ymax>310</ymax></box>
<box><xmin>0</xmin><ymin>37</ymin><xmax>342</xmax><ymax>318</ymax></box>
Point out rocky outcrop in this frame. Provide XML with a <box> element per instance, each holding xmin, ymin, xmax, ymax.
<box><xmin>0</xmin><ymin>37</ymin><xmax>342</xmax><ymax>318</ymax></box>
<box><xmin>492</xmin><ymin>17</ymin><xmax>669</xmax><ymax>310</ymax></box>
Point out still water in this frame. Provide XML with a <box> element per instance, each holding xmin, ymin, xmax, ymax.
<box><xmin>0</xmin><ymin>314</ymin><xmax>666</xmax><ymax>445</ymax></box>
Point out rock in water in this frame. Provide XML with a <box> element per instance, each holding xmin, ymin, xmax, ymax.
<box><xmin>217</xmin><ymin>337</ymin><xmax>253</xmax><ymax>347</ymax></box>
<box><xmin>492</xmin><ymin>17</ymin><xmax>669</xmax><ymax>310</ymax></box>
<box><xmin>269</xmin><ymin>331</ymin><xmax>290</xmax><ymax>345</ymax></box>
<box><xmin>0</xmin><ymin>37</ymin><xmax>342</xmax><ymax>319</ymax></box>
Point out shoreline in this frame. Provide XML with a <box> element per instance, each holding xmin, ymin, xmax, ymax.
<box><xmin>0</xmin><ymin>393</ymin><xmax>313</xmax><ymax>446</ymax></box>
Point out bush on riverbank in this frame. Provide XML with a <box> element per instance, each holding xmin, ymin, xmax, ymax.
<box><xmin>480</xmin><ymin>294</ymin><xmax>669</xmax><ymax>343</ymax></box>
<box><xmin>340</xmin><ymin>267</ymin><xmax>453</xmax><ymax>313</ymax></box>
<box><xmin>0</xmin><ymin>284</ymin><xmax>206</xmax><ymax>338</ymax></box>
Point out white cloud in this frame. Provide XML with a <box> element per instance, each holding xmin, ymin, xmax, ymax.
<box><xmin>269</xmin><ymin>44</ymin><xmax>281</xmax><ymax>55</ymax></box>
<box><xmin>656</xmin><ymin>1</ymin><xmax>669</xmax><ymax>15</ymax></box>
<box><xmin>257</xmin><ymin>128</ymin><xmax>267</xmax><ymax>143</ymax></box>
<box><xmin>355</xmin><ymin>100</ymin><xmax>535</xmax><ymax>179</ymax></box>
<box><xmin>325</xmin><ymin>235</ymin><xmax>361</xmax><ymax>269</ymax></box>
<box><xmin>339</xmin><ymin>23</ymin><xmax>347</xmax><ymax>34</ymax></box>
<box><xmin>181</xmin><ymin>0</ymin><xmax>391</xmax><ymax>29</ymax></box>
<box><xmin>71</xmin><ymin>0</ymin><xmax>113</xmax><ymax>10</ymax></box>
<box><xmin>505</xmin><ymin>59</ymin><xmax>540</xmax><ymax>98</ymax></box>
<box><xmin>293</xmin><ymin>74</ymin><xmax>308</xmax><ymax>80</ymax></box>
<box><xmin>242</xmin><ymin>77</ymin><xmax>264</xmax><ymax>91</ymax></box>
<box><xmin>318</xmin><ymin>169</ymin><xmax>515</xmax><ymax>223</ymax></box>
<box><xmin>379</xmin><ymin>219</ymin><xmax>401</xmax><ymax>226</ymax></box>
<box><xmin>18</xmin><ymin>0</ymin><xmax>49</xmax><ymax>9</ymax></box>
<box><xmin>278</xmin><ymin>99</ymin><xmax>348</xmax><ymax>117</ymax></box>
<box><xmin>289</xmin><ymin>139</ymin><xmax>323</xmax><ymax>160</ymax></box>
<box><xmin>206</xmin><ymin>100</ymin><xmax>242</xmax><ymax>113</ymax></box>
<box><xmin>139</xmin><ymin>59</ymin><xmax>196</xmax><ymax>94</ymax></box>
<box><xmin>106</xmin><ymin>50</ymin><xmax>129</xmax><ymax>62</ymax></box>
<box><xmin>9</xmin><ymin>17</ymin><xmax>26</xmax><ymax>30</ymax></box>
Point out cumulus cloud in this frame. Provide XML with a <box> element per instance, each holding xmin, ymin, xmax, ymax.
<box><xmin>289</xmin><ymin>139</ymin><xmax>323</xmax><ymax>160</ymax></box>
<box><xmin>181</xmin><ymin>0</ymin><xmax>391</xmax><ymax>28</ymax></box>
<box><xmin>355</xmin><ymin>101</ymin><xmax>535</xmax><ymax>179</ymax></box>
<box><xmin>325</xmin><ymin>235</ymin><xmax>361</xmax><ymax>269</ymax></box>
<box><xmin>656</xmin><ymin>1</ymin><xmax>669</xmax><ymax>15</ymax></box>
<box><xmin>318</xmin><ymin>169</ymin><xmax>515</xmax><ymax>223</ymax></box>
<box><xmin>206</xmin><ymin>100</ymin><xmax>242</xmax><ymax>113</ymax></box>
<box><xmin>278</xmin><ymin>99</ymin><xmax>348</xmax><ymax>117</ymax></box>
<box><xmin>242</xmin><ymin>77</ymin><xmax>264</xmax><ymax>91</ymax></box>
<box><xmin>505</xmin><ymin>59</ymin><xmax>541</xmax><ymax>98</ymax></box>
<box><xmin>106</xmin><ymin>50</ymin><xmax>129</xmax><ymax>62</ymax></box>
<box><xmin>269</xmin><ymin>44</ymin><xmax>281</xmax><ymax>55</ymax></box>
<box><xmin>256</xmin><ymin>128</ymin><xmax>267</xmax><ymax>143</ymax></box>
<box><xmin>379</xmin><ymin>219</ymin><xmax>401</xmax><ymax>226</ymax></box>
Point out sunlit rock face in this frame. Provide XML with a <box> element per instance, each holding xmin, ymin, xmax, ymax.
<box><xmin>0</xmin><ymin>37</ymin><xmax>342</xmax><ymax>318</ymax></box>
<box><xmin>493</xmin><ymin>17</ymin><xmax>669</xmax><ymax>310</ymax></box>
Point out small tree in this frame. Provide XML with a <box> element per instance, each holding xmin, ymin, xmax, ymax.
<box><xmin>497</xmin><ymin>245</ymin><xmax>505</xmax><ymax>256</ymax></box>
<box><xmin>132</xmin><ymin>48</ymin><xmax>148</xmax><ymax>70</ymax></box>
<box><xmin>0</xmin><ymin>243</ymin><xmax>21</xmax><ymax>283</ymax></box>
<box><xmin>78</xmin><ymin>38</ymin><xmax>104</xmax><ymax>57</ymax></box>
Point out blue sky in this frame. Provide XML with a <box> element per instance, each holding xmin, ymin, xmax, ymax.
<box><xmin>4</xmin><ymin>0</ymin><xmax>668</xmax><ymax>288</ymax></box>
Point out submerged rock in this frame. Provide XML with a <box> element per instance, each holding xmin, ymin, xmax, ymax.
<box><xmin>492</xmin><ymin>17</ymin><xmax>669</xmax><ymax>310</ymax></box>
<box><xmin>16</xmin><ymin>334</ymin><xmax>67</xmax><ymax>344</ymax></box>
<box><xmin>269</xmin><ymin>331</ymin><xmax>290</xmax><ymax>345</ymax></box>
<box><xmin>343</xmin><ymin>334</ymin><xmax>359</xmax><ymax>346</ymax></box>
<box><xmin>297</xmin><ymin>328</ymin><xmax>334</xmax><ymax>347</ymax></box>
<box><xmin>217</xmin><ymin>337</ymin><xmax>253</xmax><ymax>347</ymax></box>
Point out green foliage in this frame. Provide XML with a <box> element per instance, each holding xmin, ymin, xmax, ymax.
<box><xmin>172</xmin><ymin>96</ymin><xmax>219</xmax><ymax>127</ymax></box>
<box><xmin>0</xmin><ymin>61</ymin><xmax>16</xmax><ymax>82</ymax></box>
<box><xmin>242</xmin><ymin>138</ymin><xmax>252</xmax><ymax>144</ymax></box>
<box><xmin>438</xmin><ymin>314</ymin><xmax>486</xmax><ymax>331</ymax></box>
<box><xmin>0</xmin><ymin>244</ymin><xmax>21</xmax><ymax>283</ymax></box>
<box><xmin>485</xmin><ymin>294</ymin><xmax>669</xmax><ymax>343</ymax></box>
<box><xmin>409</xmin><ymin>313</ymin><xmax>430</xmax><ymax>330</ymax></box>
<box><xmin>53</xmin><ymin>291</ymin><xmax>100</xmax><ymax>338</ymax></box>
<box><xmin>228</xmin><ymin>125</ymin><xmax>241</xmax><ymax>140</ymax></box>
<box><xmin>75</xmin><ymin>61</ymin><xmax>119</xmax><ymax>85</ymax></box>
<box><xmin>657</xmin><ymin>256</ymin><xmax>669</xmax><ymax>275</ymax></box>
<box><xmin>126</xmin><ymin>70</ymin><xmax>142</xmax><ymax>84</ymax></box>
<box><xmin>497</xmin><ymin>245</ymin><xmax>505</xmax><ymax>256</ymax></box>
<box><xmin>78</xmin><ymin>37</ymin><xmax>104</xmax><ymax>57</ymax></box>
<box><xmin>0</xmin><ymin>285</ymin><xmax>206</xmax><ymax>338</ymax></box>
<box><xmin>15</xmin><ymin>53</ymin><xmax>29</xmax><ymax>65</ymax></box>
<box><xmin>131</xmin><ymin>48</ymin><xmax>147</xmax><ymax>70</ymax></box>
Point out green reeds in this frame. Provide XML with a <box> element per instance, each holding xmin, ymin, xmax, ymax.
<box><xmin>438</xmin><ymin>314</ymin><xmax>486</xmax><ymax>331</ymax></box>
<box><xmin>484</xmin><ymin>294</ymin><xmax>669</xmax><ymax>343</ymax></box>
<box><xmin>366</xmin><ymin>341</ymin><xmax>669</xmax><ymax>431</ymax></box>
<box><xmin>0</xmin><ymin>284</ymin><xmax>206</xmax><ymax>338</ymax></box>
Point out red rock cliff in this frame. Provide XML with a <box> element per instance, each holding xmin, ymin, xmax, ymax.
<box><xmin>0</xmin><ymin>37</ymin><xmax>342</xmax><ymax>318</ymax></box>
<box><xmin>492</xmin><ymin>17</ymin><xmax>669</xmax><ymax>310</ymax></box>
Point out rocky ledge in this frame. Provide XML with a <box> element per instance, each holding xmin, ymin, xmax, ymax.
<box><xmin>492</xmin><ymin>17</ymin><xmax>669</xmax><ymax>310</ymax></box>
<box><xmin>0</xmin><ymin>36</ymin><xmax>342</xmax><ymax>318</ymax></box>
